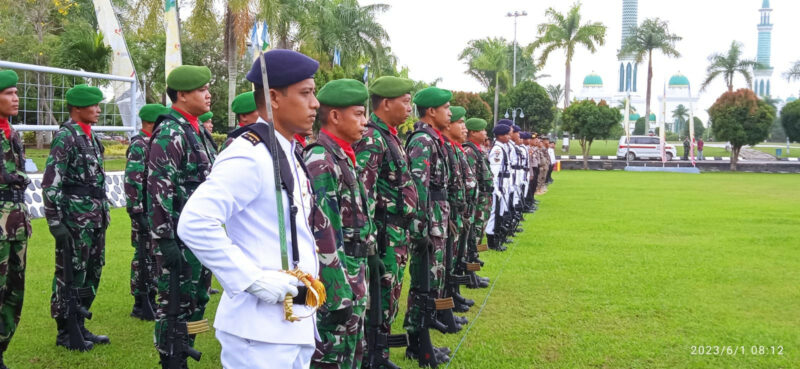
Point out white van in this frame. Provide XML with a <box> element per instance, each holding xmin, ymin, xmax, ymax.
<box><xmin>616</xmin><ymin>136</ymin><xmax>677</xmax><ymax>161</ymax></box>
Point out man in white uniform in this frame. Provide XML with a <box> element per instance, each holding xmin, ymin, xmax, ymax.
<box><xmin>177</xmin><ymin>50</ymin><xmax>327</xmax><ymax>369</ymax></box>
<box><xmin>484</xmin><ymin>124</ymin><xmax>512</xmax><ymax>252</ymax></box>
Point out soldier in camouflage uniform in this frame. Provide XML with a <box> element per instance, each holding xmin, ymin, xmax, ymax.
<box><xmin>441</xmin><ymin>107</ymin><xmax>476</xmax><ymax>321</ymax></box>
<box><xmin>221</xmin><ymin>91</ymin><xmax>258</xmax><ymax>151</ymax></box>
<box><xmin>305</xmin><ymin>79</ymin><xmax>374</xmax><ymax>369</ymax></box>
<box><xmin>403</xmin><ymin>87</ymin><xmax>453</xmax><ymax>366</ymax></box>
<box><xmin>147</xmin><ymin>66</ymin><xmax>217</xmax><ymax>365</ymax></box>
<box><xmin>462</xmin><ymin>118</ymin><xmax>492</xmax><ymax>288</ymax></box>
<box><xmin>0</xmin><ymin>70</ymin><xmax>31</xmax><ymax>368</ymax></box>
<box><xmin>43</xmin><ymin>84</ymin><xmax>110</xmax><ymax>350</ymax></box>
<box><xmin>125</xmin><ymin>104</ymin><xmax>165</xmax><ymax>320</ymax></box>
<box><xmin>354</xmin><ymin>76</ymin><xmax>418</xmax><ymax>369</ymax></box>
<box><xmin>536</xmin><ymin>137</ymin><xmax>550</xmax><ymax>195</ymax></box>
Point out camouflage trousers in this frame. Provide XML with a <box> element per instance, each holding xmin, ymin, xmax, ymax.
<box><xmin>370</xmin><ymin>222</ymin><xmax>409</xmax><ymax>334</ymax></box>
<box><xmin>538</xmin><ymin>164</ymin><xmax>548</xmax><ymax>190</ymax></box>
<box><xmin>153</xmin><ymin>244</ymin><xmax>211</xmax><ymax>351</ymax></box>
<box><xmin>473</xmin><ymin>193</ymin><xmax>491</xmax><ymax>244</ymax></box>
<box><xmin>50</xmin><ymin>227</ymin><xmax>105</xmax><ymax>319</ymax></box>
<box><xmin>0</xmin><ymin>239</ymin><xmax>26</xmax><ymax>351</ymax></box>
<box><xmin>312</xmin><ymin>255</ymin><xmax>367</xmax><ymax>369</ymax></box>
<box><xmin>402</xmin><ymin>235</ymin><xmax>445</xmax><ymax>334</ymax></box>
<box><xmin>130</xmin><ymin>220</ymin><xmax>157</xmax><ymax>297</ymax></box>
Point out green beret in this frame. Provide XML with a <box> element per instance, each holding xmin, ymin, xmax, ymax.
<box><xmin>450</xmin><ymin>106</ymin><xmax>466</xmax><ymax>122</ymax></box>
<box><xmin>317</xmin><ymin>79</ymin><xmax>368</xmax><ymax>107</ymax></box>
<box><xmin>465</xmin><ymin>117</ymin><xmax>488</xmax><ymax>131</ymax></box>
<box><xmin>198</xmin><ymin>111</ymin><xmax>213</xmax><ymax>122</ymax></box>
<box><xmin>66</xmin><ymin>84</ymin><xmax>103</xmax><ymax>107</ymax></box>
<box><xmin>369</xmin><ymin>76</ymin><xmax>414</xmax><ymax>98</ymax></box>
<box><xmin>0</xmin><ymin>70</ymin><xmax>18</xmax><ymax>91</ymax></box>
<box><xmin>167</xmin><ymin>65</ymin><xmax>212</xmax><ymax>91</ymax></box>
<box><xmin>138</xmin><ymin>104</ymin><xmax>167</xmax><ymax>123</ymax></box>
<box><xmin>231</xmin><ymin>91</ymin><xmax>257</xmax><ymax>114</ymax></box>
<box><xmin>413</xmin><ymin>87</ymin><xmax>451</xmax><ymax>108</ymax></box>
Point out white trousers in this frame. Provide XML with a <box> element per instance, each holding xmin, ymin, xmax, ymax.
<box><xmin>217</xmin><ymin>330</ymin><xmax>315</xmax><ymax>369</ymax></box>
<box><xmin>484</xmin><ymin>193</ymin><xmax>507</xmax><ymax>235</ymax></box>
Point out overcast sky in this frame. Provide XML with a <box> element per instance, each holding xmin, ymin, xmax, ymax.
<box><xmin>361</xmin><ymin>0</ymin><xmax>800</xmax><ymax>121</ymax></box>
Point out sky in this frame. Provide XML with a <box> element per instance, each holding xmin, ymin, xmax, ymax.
<box><xmin>361</xmin><ymin>0</ymin><xmax>800</xmax><ymax>121</ymax></box>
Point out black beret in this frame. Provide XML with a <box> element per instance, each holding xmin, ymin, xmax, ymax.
<box><xmin>493</xmin><ymin>124</ymin><xmax>511</xmax><ymax>135</ymax></box>
<box><xmin>246</xmin><ymin>50</ymin><xmax>320</xmax><ymax>88</ymax></box>
<box><xmin>512</xmin><ymin>125</ymin><xmax>521</xmax><ymax>132</ymax></box>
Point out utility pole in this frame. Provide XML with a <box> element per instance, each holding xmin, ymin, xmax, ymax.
<box><xmin>506</xmin><ymin>10</ymin><xmax>527</xmax><ymax>87</ymax></box>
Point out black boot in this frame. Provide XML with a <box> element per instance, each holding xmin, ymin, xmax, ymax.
<box><xmin>79</xmin><ymin>318</ymin><xmax>110</xmax><ymax>345</ymax></box>
<box><xmin>130</xmin><ymin>295</ymin><xmax>143</xmax><ymax>319</ymax></box>
<box><xmin>435</xmin><ymin>309</ymin><xmax>462</xmax><ymax>334</ymax></box>
<box><xmin>55</xmin><ymin>319</ymin><xmax>93</xmax><ymax>351</ymax></box>
<box><xmin>453</xmin><ymin>315</ymin><xmax>468</xmax><ymax>325</ymax></box>
<box><xmin>405</xmin><ymin>332</ymin><xmax>439</xmax><ymax>368</ymax></box>
<box><xmin>452</xmin><ymin>290</ymin><xmax>475</xmax><ymax>307</ymax></box>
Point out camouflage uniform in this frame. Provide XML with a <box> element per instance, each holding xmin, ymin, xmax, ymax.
<box><xmin>43</xmin><ymin>120</ymin><xmax>109</xmax><ymax>319</ymax></box>
<box><xmin>147</xmin><ymin>109</ymin><xmax>216</xmax><ymax>351</ymax></box>
<box><xmin>537</xmin><ymin>145</ymin><xmax>549</xmax><ymax>192</ymax></box>
<box><xmin>442</xmin><ymin>140</ymin><xmax>467</xmax><ymax>276</ymax></box>
<box><xmin>0</xmin><ymin>127</ymin><xmax>30</xmax><ymax>352</ymax></box>
<box><xmin>463</xmin><ymin>140</ymin><xmax>492</xmax><ymax>249</ymax></box>
<box><xmin>403</xmin><ymin>122</ymin><xmax>450</xmax><ymax>334</ymax></box>
<box><xmin>305</xmin><ymin>131</ymin><xmax>374</xmax><ymax>369</ymax></box>
<box><xmin>124</xmin><ymin>130</ymin><xmax>156</xmax><ymax>300</ymax></box>
<box><xmin>354</xmin><ymin>115</ymin><xmax>417</xmax><ymax>337</ymax></box>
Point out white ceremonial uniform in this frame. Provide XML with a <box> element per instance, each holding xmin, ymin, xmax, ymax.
<box><xmin>504</xmin><ymin>141</ymin><xmax>518</xmax><ymax>208</ymax></box>
<box><xmin>518</xmin><ymin>144</ymin><xmax>529</xmax><ymax>198</ymax></box>
<box><xmin>484</xmin><ymin>141</ymin><xmax>508</xmax><ymax>235</ymax></box>
<box><xmin>177</xmin><ymin>119</ymin><xmax>318</xmax><ymax>369</ymax></box>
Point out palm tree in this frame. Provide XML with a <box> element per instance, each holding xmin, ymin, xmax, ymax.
<box><xmin>530</xmin><ymin>2</ymin><xmax>606</xmax><ymax>109</ymax></box>
<box><xmin>224</xmin><ymin>0</ymin><xmax>254</xmax><ymax>129</ymax></box>
<box><xmin>305</xmin><ymin>0</ymin><xmax>390</xmax><ymax>69</ymax></box>
<box><xmin>701</xmin><ymin>41</ymin><xmax>760</xmax><ymax>92</ymax></box>
<box><xmin>459</xmin><ymin>38</ymin><xmax>510</xmax><ymax>124</ymax></box>
<box><xmin>546</xmin><ymin>84</ymin><xmax>564</xmax><ymax>107</ymax></box>
<box><xmin>619</xmin><ymin>18</ymin><xmax>681</xmax><ymax>124</ymax></box>
<box><xmin>672</xmin><ymin>104</ymin><xmax>688</xmax><ymax>133</ymax></box>
<box><xmin>258</xmin><ymin>0</ymin><xmax>309</xmax><ymax>49</ymax></box>
<box><xmin>784</xmin><ymin>60</ymin><xmax>800</xmax><ymax>82</ymax></box>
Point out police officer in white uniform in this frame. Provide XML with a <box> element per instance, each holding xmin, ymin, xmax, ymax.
<box><xmin>484</xmin><ymin>124</ymin><xmax>512</xmax><ymax>251</ymax></box>
<box><xmin>177</xmin><ymin>50</ymin><xmax>324</xmax><ymax>369</ymax></box>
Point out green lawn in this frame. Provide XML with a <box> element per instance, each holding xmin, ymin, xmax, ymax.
<box><xmin>750</xmin><ymin>146</ymin><xmax>800</xmax><ymax>158</ymax></box>
<box><xmin>7</xmin><ymin>171</ymin><xmax>800</xmax><ymax>368</ymax></box>
<box><xmin>26</xmin><ymin>148</ymin><xmax>127</xmax><ymax>173</ymax></box>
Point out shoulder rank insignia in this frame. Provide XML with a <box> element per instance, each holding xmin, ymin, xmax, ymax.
<box><xmin>243</xmin><ymin>131</ymin><xmax>262</xmax><ymax>146</ymax></box>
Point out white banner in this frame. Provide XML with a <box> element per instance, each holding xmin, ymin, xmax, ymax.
<box><xmin>165</xmin><ymin>0</ymin><xmax>183</xmax><ymax>81</ymax></box>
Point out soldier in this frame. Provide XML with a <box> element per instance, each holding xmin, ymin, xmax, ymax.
<box><xmin>462</xmin><ymin>118</ymin><xmax>492</xmax><ymax>288</ymax></box>
<box><xmin>125</xmin><ymin>103</ymin><xmax>165</xmax><ymax>321</ymax></box>
<box><xmin>403</xmin><ymin>86</ymin><xmax>453</xmax><ymax>366</ymax></box>
<box><xmin>0</xmin><ymin>70</ymin><xmax>31</xmax><ymax>368</ymax></box>
<box><xmin>304</xmin><ymin>79</ymin><xmax>373</xmax><ymax>369</ymax></box>
<box><xmin>198</xmin><ymin>111</ymin><xmax>219</xmax><ymax>153</ymax></box>
<box><xmin>354</xmin><ymin>76</ymin><xmax>418</xmax><ymax>369</ymax></box>
<box><xmin>440</xmin><ymin>107</ymin><xmax>475</xmax><ymax>321</ymax></box>
<box><xmin>524</xmin><ymin>134</ymin><xmax>539</xmax><ymax>211</ymax></box>
<box><xmin>43</xmin><ymin>84</ymin><xmax>110</xmax><ymax>350</ymax></box>
<box><xmin>484</xmin><ymin>124</ymin><xmax>511</xmax><ymax>252</ymax></box>
<box><xmin>221</xmin><ymin>91</ymin><xmax>258</xmax><ymax>150</ymax></box>
<box><xmin>178</xmin><ymin>49</ymin><xmax>325</xmax><ymax>368</ymax></box>
<box><xmin>537</xmin><ymin>138</ymin><xmax>550</xmax><ymax>195</ymax></box>
<box><xmin>147</xmin><ymin>65</ymin><xmax>217</xmax><ymax>366</ymax></box>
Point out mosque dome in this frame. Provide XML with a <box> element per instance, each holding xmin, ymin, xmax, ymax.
<box><xmin>583</xmin><ymin>73</ymin><xmax>603</xmax><ymax>87</ymax></box>
<box><xmin>668</xmin><ymin>73</ymin><xmax>690</xmax><ymax>88</ymax></box>
<box><xmin>787</xmin><ymin>96</ymin><xmax>797</xmax><ymax>103</ymax></box>
<box><xmin>629</xmin><ymin>113</ymin><xmax>640</xmax><ymax>121</ymax></box>
<box><xmin>649</xmin><ymin>113</ymin><xmax>656</xmax><ymax>121</ymax></box>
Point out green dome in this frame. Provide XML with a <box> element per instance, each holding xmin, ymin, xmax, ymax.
<box><xmin>762</xmin><ymin>0</ymin><xmax>770</xmax><ymax>8</ymax></box>
<box><xmin>668</xmin><ymin>74</ymin><xmax>690</xmax><ymax>87</ymax></box>
<box><xmin>583</xmin><ymin>73</ymin><xmax>603</xmax><ymax>87</ymax></box>
<box><xmin>629</xmin><ymin>113</ymin><xmax>640</xmax><ymax>121</ymax></box>
<box><xmin>649</xmin><ymin>113</ymin><xmax>657</xmax><ymax>121</ymax></box>
<box><xmin>787</xmin><ymin>96</ymin><xmax>797</xmax><ymax>103</ymax></box>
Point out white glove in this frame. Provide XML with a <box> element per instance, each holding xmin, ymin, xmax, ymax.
<box><xmin>246</xmin><ymin>270</ymin><xmax>299</xmax><ymax>304</ymax></box>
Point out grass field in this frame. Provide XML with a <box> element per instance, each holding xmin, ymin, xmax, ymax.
<box><xmin>6</xmin><ymin>171</ymin><xmax>800</xmax><ymax>368</ymax></box>
<box><xmin>26</xmin><ymin>148</ymin><xmax>127</xmax><ymax>173</ymax></box>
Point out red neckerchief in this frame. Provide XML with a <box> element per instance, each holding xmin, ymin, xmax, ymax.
<box><xmin>140</xmin><ymin>129</ymin><xmax>152</xmax><ymax>138</ymax></box>
<box><xmin>453</xmin><ymin>141</ymin><xmax>466</xmax><ymax>154</ymax></box>
<box><xmin>321</xmin><ymin>129</ymin><xmax>355</xmax><ymax>166</ymax></box>
<box><xmin>172</xmin><ymin>107</ymin><xmax>200</xmax><ymax>134</ymax></box>
<box><xmin>0</xmin><ymin>118</ymin><xmax>10</xmax><ymax>140</ymax></box>
<box><xmin>239</xmin><ymin>122</ymin><xmax>247</xmax><ymax>127</ymax></box>
<box><xmin>294</xmin><ymin>134</ymin><xmax>307</xmax><ymax>147</ymax></box>
<box><xmin>76</xmin><ymin>121</ymin><xmax>93</xmax><ymax>139</ymax></box>
<box><xmin>431</xmin><ymin>127</ymin><xmax>445</xmax><ymax>145</ymax></box>
<box><xmin>388</xmin><ymin>125</ymin><xmax>398</xmax><ymax>136</ymax></box>
<box><xmin>469</xmin><ymin>139</ymin><xmax>484</xmax><ymax>152</ymax></box>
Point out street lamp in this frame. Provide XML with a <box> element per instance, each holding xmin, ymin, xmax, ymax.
<box><xmin>504</xmin><ymin>108</ymin><xmax>525</xmax><ymax>128</ymax></box>
<box><xmin>506</xmin><ymin>10</ymin><xmax>528</xmax><ymax>87</ymax></box>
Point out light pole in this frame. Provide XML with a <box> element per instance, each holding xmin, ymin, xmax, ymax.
<box><xmin>506</xmin><ymin>10</ymin><xmax>527</xmax><ymax>87</ymax></box>
<box><xmin>504</xmin><ymin>108</ymin><xmax>525</xmax><ymax>129</ymax></box>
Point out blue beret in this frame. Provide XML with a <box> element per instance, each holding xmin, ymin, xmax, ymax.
<box><xmin>512</xmin><ymin>125</ymin><xmax>521</xmax><ymax>132</ymax></box>
<box><xmin>497</xmin><ymin>119</ymin><xmax>513</xmax><ymax>126</ymax></box>
<box><xmin>246</xmin><ymin>50</ymin><xmax>320</xmax><ymax>88</ymax></box>
<box><xmin>520</xmin><ymin>132</ymin><xmax>531</xmax><ymax>139</ymax></box>
<box><xmin>493</xmin><ymin>124</ymin><xmax>511</xmax><ymax>135</ymax></box>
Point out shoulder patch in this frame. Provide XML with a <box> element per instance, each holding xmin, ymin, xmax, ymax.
<box><xmin>243</xmin><ymin>131</ymin><xmax>262</xmax><ymax>145</ymax></box>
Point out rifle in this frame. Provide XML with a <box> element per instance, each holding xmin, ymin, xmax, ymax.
<box><xmin>412</xmin><ymin>237</ymin><xmax>445</xmax><ymax>368</ymax></box>
<box><xmin>136</xmin><ymin>227</ymin><xmax>156</xmax><ymax>321</ymax></box>
<box><xmin>61</xmin><ymin>236</ymin><xmax>93</xmax><ymax>351</ymax></box>
<box><xmin>160</xmin><ymin>258</ymin><xmax>209</xmax><ymax>369</ymax></box>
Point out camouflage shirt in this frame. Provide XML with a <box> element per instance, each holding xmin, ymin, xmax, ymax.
<box><xmin>42</xmin><ymin>120</ymin><xmax>109</xmax><ymax>229</ymax></box>
<box><xmin>147</xmin><ymin>109</ymin><xmax>216</xmax><ymax>241</ymax></box>
<box><xmin>353</xmin><ymin>114</ymin><xmax>418</xmax><ymax>230</ymax></box>
<box><xmin>304</xmin><ymin>131</ymin><xmax>374</xmax><ymax>311</ymax></box>
<box><xmin>124</xmin><ymin>131</ymin><xmax>149</xmax><ymax>215</ymax></box>
<box><xmin>454</xmin><ymin>143</ymin><xmax>478</xmax><ymax>222</ymax></box>
<box><xmin>0</xmin><ymin>128</ymin><xmax>31</xmax><ymax>240</ymax></box>
<box><xmin>463</xmin><ymin>140</ymin><xmax>492</xmax><ymax>195</ymax></box>
<box><xmin>405</xmin><ymin>122</ymin><xmax>450</xmax><ymax>241</ymax></box>
<box><xmin>443</xmin><ymin>139</ymin><xmax>466</xmax><ymax>224</ymax></box>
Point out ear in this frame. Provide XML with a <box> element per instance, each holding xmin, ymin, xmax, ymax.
<box><xmin>269</xmin><ymin>89</ymin><xmax>280</xmax><ymax>111</ymax></box>
<box><xmin>330</xmin><ymin>109</ymin><xmax>341</xmax><ymax>126</ymax></box>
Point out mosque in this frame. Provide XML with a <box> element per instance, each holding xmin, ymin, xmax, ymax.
<box><xmin>575</xmin><ymin>0</ymin><xmax>782</xmax><ymax>134</ymax></box>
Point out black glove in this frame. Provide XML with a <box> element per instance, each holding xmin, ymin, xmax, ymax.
<box><xmin>158</xmin><ymin>239</ymin><xmax>182</xmax><ymax>270</ymax></box>
<box><xmin>323</xmin><ymin>306</ymin><xmax>353</xmax><ymax>326</ymax></box>
<box><xmin>49</xmin><ymin>224</ymin><xmax>71</xmax><ymax>245</ymax></box>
